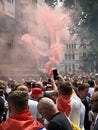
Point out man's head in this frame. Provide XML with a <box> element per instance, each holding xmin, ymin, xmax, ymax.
<box><xmin>95</xmin><ymin>78</ymin><xmax>98</xmax><ymax>85</ymax></box>
<box><xmin>35</xmin><ymin>81</ymin><xmax>43</xmax><ymax>89</ymax></box>
<box><xmin>8</xmin><ymin>90</ymin><xmax>28</xmax><ymax>117</ymax></box>
<box><xmin>94</xmin><ymin>85</ymin><xmax>98</xmax><ymax>92</ymax></box>
<box><xmin>78</xmin><ymin>83</ymin><xmax>89</xmax><ymax>99</ymax></box>
<box><xmin>23</xmin><ymin>81</ymin><xmax>32</xmax><ymax>92</ymax></box>
<box><xmin>88</xmin><ymin>79</ymin><xmax>95</xmax><ymax>87</ymax></box>
<box><xmin>58</xmin><ymin>82</ymin><xmax>72</xmax><ymax>96</ymax></box>
<box><xmin>17</xmin><ymin>85</ymin><xmax>29</xmax><ymax>92</ymax></box>
<box><xmin>0</xmin><ymin>80</ymin><xmax>7</xmax><ymax>94</ymax></box>
<box><xmin>91</xmin><ymin>91</ymin><xmax>98</xmax><ymax>113</ymax></box>
<box><xmin>37</xmin><ymin>97</ymin><xmax>58</xmax><ymax>121</ymax></box>
<box><xmin>31</xmin><ymin>88</ymin><xmax>44</xmax><ymax>101</ymax></box>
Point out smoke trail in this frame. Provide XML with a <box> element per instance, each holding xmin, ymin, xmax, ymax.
<box><xmin>21</xmin><ymin>4</ymin><xmax>74</xmax><ymax>76</ymax></box>
<box><xmin>0</xmin><ymin>0</ymin><xmax>6</xmax><ymax>13</ymax></box>
<box><xmin>37</xmin><ymin>4</ymin><xmax>73</xmax><ymax>42</ymax></box>
<box><xmin>0</xmin><ymin>2</ymin><xmax>75</xmax><ymax>80</ymax></box>
<box><xmin>36</xmin><ymin>4</ymin><xmax>73</xmax><ymax>75</ymax></box>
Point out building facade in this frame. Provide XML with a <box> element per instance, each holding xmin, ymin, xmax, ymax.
<box><xmin>0</xmin><ymin>0</ymin><xmax>40</xmax><ymax>80</ymax></box>
<box><xmin>0</xmin><ymin>0</ymin><xmax>86</xmax><ymax>80</ymax></box>
<box><xmin>38</xmin><ymin>0</ymin><xmax>87</xmax><ymax>73</ymax></box>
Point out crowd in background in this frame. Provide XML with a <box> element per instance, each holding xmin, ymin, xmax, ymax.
<box><xmin>0</xmin><ymin>71</ymin><xmax>98</xmax><ymax>130</ymax></box>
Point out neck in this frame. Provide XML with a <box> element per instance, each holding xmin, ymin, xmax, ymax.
<box><xmin>79</xmin><ymin>96</ymin><xmax>85</xmax><ymax>101</ymax></box>
<box><xmin>48</xmin><ymin>110</ymin><xmax>59</xmax><ymax>122</ymax></box>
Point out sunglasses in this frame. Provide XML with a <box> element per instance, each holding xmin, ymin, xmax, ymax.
<box><xmin>91</xmin><ymin>99</ymin><xmax>98</xmax><ymax>104</ymax></box>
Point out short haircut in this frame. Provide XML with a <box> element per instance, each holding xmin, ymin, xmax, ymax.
<box><xmin>94</xmin><ymin>85</ymin><xmax>98</xmax><ymax>92</ymax></box>
<box><xmin>0</xmin><ymin>80</ymin><xmax>6</xmax><ymax>90</ymax></box>
<box><xmin>58</xmin><ymin>82</ymin><xmax>72</xmax><ymax>95</ymax></box>
<box><xmin>88</xmin><ymin>80</ymin><xmax>95</xmax><ymax>87</ymax></box>
<box><xmin>92</xmin><ymin>91</ymin><xmax>98</xmax><ymax>100</ymax></box>
<box><xmin>8</xmin><ymin>90</ymin><xmax>28</xmax><ymax>112</ymax></box>
<box><xmin>78</xmin><ymin>83</ymin><xmax>89</xmax><ymax>91</ymax></box>
<box><xmin>37</xmin><ymin>97</ymin><xmax>55</xmax><ymax>110</ymax></box>
<box><xmin>35</xmin><ymin>82</ymin><xmax>43</xmax><ymax>88</ymax></box>
<box><xmin>24</xmin><ymin>81</ymin><xmax>31</xmax><ymax>88</ymax></box>
<box><xmin>17</xmin><ymin>85</ymin><xmax>29</xmax><ymax>92</ymax></box>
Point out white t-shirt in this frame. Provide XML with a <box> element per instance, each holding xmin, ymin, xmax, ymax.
<box><xmin>69</xmin><ymin>95</ymin><xmax>82</xmax><ymax>126</ymax></box>
<box><xmin>88</xmin><ymin>87</ymin><xmax>94</xmax><ymax>97</ymax></box>
<box><xmin>80</xmin><ymin>103</ymin><xmax>85</xmax><ymax>130</ymax></box>
<box><xmin>28</xmin><ymin>99</ymin><xmax>42</xmax><ymax>120</ymax></box>
<box><xmin>94</xmin><ymin>114</ymin><xmax>98</xmax><ymax>125</ymax></box>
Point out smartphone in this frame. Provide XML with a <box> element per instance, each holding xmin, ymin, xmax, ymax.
<box><xmin>53</xmin><ymin>69</ymin><xmax>58</xmax><ymax>80</ymax></box>
<box><xmin>48</xmin><ymin>78</ymin><xmax>51</xmax><ymax>83</ymax></box>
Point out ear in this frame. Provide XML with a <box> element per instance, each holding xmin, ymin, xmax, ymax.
<box><xmin>44</xmin><ymin>105</ymin><xmax>49</xmax><ymax>111</ymax></box>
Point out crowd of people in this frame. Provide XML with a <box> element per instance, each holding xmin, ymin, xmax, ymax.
<box><xmin>0</xmin><ymin>71</ymin><xmax>98</xmax><ymax>130</ymax></box>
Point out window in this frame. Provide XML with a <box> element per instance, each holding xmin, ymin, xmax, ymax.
<box><xmin>69</xmin><ymin>64</ymin><xmax>71</xmax><ymax>71</ymax></box>
<box><xmin>72</xmin><ymin>64</ymin><xmax>75</xmax><ymax>71</ymax></box>
<box><xmin>74</xmin><ymin>44</ymin><xmax>76</xmax><ymax>48</ymax></box>
<box><xmin>66</xmin><ymin>44</ymin><xmax>68</xmax><ymax>49</ymax></box>
<box><xmin>69</xmin><ymin>54</ymin><xmax>71</xmax><ymax>60</ymax></box>
<box><xmin>65</xmin><ymin>54</ymin><xmax>68</xmax><ymax>60</ymax></box>
<box><xmin>83</xmin><ymin>44</ymin><xmax>86</xmax><ymax>49</ymax></box>
<box><xmin>72</xmin><ymin>54</ymin><xmax>75</xmax><ymax>60</ymax></box>
<box><xmin>69</xmin><ymin>44</ymin><xmax>71</xmax><ymax>49</ymax></box>
<box><xmin>83</xmin><ymin>52</ymin><xmax>86</xmax><ymax>57</ymax></box>
<box><xmin>72</xmin><ymin>44</ymin><xmax>74</xmax><ymax>49</ymax></box>
<box><xmin>65</xmin><ymin>64</ymin><xmax>67</xmax><ymax>72</ymax></box>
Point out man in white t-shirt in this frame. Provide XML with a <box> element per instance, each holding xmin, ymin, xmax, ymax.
<box><xmin>69</xmin><ymin>90</ymin><xmax>84</xmax><ymax>128</ymax></box>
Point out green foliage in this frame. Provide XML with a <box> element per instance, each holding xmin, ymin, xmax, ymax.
<box><xmin>63</xmin><ymin>1</ymin><xmax>98</xmax><ymax>32</ymax></box>
<box><xmin>63</xmin><ymin>0</ymin><xmax>98</xmax><ymax>72</ymax></box>
<box><xmin>45</xmin><ymin>0</ymin><xmax>57</xmax><ymax>7</ymax></box>
<box><xmin>63</xmin><ymin>0</ymin><xmax>74</xmax><ymax>8</ymax></box>
<box><xmin>82</xmin><ymin>45</ymin><xmax>98</xmax><ymax>72</ymax></box>
<box><xmin>44</xmin><ymin>0</ymin><xmax>98</xmax><ymax>72</ymax></box>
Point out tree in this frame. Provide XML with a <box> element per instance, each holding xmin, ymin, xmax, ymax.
<box><xmin>44</xmin><ymin>0</ymin><xmax>98</xmax><ymax>72</ymax></box>
<box><xmin>63</xmin><ymin>0</ymin><xmax>98</xmax><ymax>72</ymax></box>
<box><xmin>45</xmin><ymin>0</ymin><xmax>58</xmax><ymax>7</ymax></box>
<box><xmin>81</xmin><ymin>44</ymin><xmax>98</xmax><ymax>72</ymax></box>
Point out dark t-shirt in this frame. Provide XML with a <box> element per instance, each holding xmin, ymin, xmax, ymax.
<box><xmin>82</xmin><ymin>97</ymin><xmax>91</xmax><ymax>130</ymax></box>
<box><xmin>47</xmin><ymin>112</ymin><xmax>72</xmax><ymax>130</ymax></box>
<box><xmin>0</xmin><ymin>97</ymin><xmax>4</xmax><ymax>123</ymax></box>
